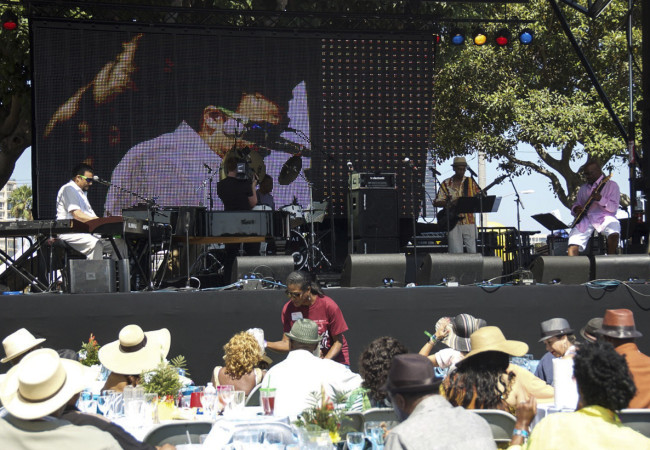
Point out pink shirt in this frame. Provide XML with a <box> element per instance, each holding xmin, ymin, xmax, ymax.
<box><xmin>571</xmin><ymin>175</ymin><xmax>620</xmax><ymax>233</ymax></box>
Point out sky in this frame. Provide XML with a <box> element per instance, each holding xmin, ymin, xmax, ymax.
<box><xmin>8</xmin><ymin>144</ymin><xmax>631</xmax><ymax>233</ymax></box>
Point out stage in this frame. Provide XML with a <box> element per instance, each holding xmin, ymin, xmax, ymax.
<box><xmin>1</xmin><ymin>283</ymin><xmax>648</xmax><ymax>384</ymax></box>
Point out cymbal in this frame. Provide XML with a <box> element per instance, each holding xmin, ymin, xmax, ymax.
<box><xmin>279</xmin><ymin>155</ymin><xmax>302</xmax><ymax>185</ymax></box>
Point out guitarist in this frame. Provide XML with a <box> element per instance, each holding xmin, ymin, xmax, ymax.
<box><xmin>568</xmin><ymin>161</ymin><xmax>620</xmax><ymax>256</ymax></box>
<box><xmin>434</xmin><ymin>157</ymin><xmax>481</xmax><ymax>253</ymax></box>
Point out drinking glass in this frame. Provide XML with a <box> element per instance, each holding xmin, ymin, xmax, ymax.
<box><xmin>216</xmin><ymin>385</ymin><xmax>234</xmax><ymax>415</ymax></box>
<box><xmin>97</xmin><ymin>395</ymin><xmax>111</xmax><ymax>417</ymax></box>
<box><xmin>263</xmin><ymin>430</ymin><xmax>284</xmax><ymax>448</ymax></box>
<box><xmin>227</xmin><ymin>390</ymin><xmax>246</xmax><ymax>414</ymax></box>
<box><xmin>364</xmin><ymin>421</ymin><xmax>385</xmax><ymax>450</ymax></box>
<box><xmin>260</xmin><ymin>388</ymin><xmax>276</xmax><ymax>416</ymax></box>
<box><xmin>143</xmin><ymin>393</ymin><xmax>159</xmax><ymax>425</ymax></box>
<box><xmin>77</xmin><ymin>389</ymin><xmax>96</xmax><ymax>414</ymax></box>
<box><xmin>346</xmin><ymin>432</ymin><xmax>365</xmax><ymax>450</ymax></box>
<box><xmin>202</xmin><ymin>389</ymin><xmax>216</xmax><ymax>419</ymax></box>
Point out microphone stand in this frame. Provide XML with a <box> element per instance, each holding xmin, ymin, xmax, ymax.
<box><xmin>99</xmin><ymin>178</ymin><xmax>159</xmax><ymax>291</ymax></box>
<box><xmin>507</xmin><ymin>174</ymin><xmax>526</xmax><ymax>278</ymax></box>
<box><xmin>407</xmin><ymin>163</ymin><xmax>419</xmax><ymax>284</ymax></box>
<box><xmin>467</xmin><ymin>172</ymin><xmax>486</xmax><ymax>256</ymax></box>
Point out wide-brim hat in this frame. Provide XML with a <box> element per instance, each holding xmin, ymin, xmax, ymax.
<box><xmin>447</xmin><ymin>314</ymin><xmax>487</xmax><ymax>353</ymax></box>
<box><xmin>460</xmin><ymin>326</ymin><xmax>528</xmax><ymax>362</ymax></box>
<box><xmin>2</xmin><ymin>328</ymin><xmax>46</xmax><ymax>364</ymax></box>
<box><xmin>539</xmin><ymin>318</ymin><xmax>574</xmax><ymax>342</ymax></box>
<box><xmin>596</xmin><ymin>309</ymin><xmax>642</xmax><ymax>339</ymax></box>
<box><xmin>0</xmin><ymin>348</ymin><xmax>90</xmax><ymax>420</ymax></box>
<box><xmin>98</xmin><ymin>325</ymin><xmax>171</xmax><ymax>375</ymax></box>
<box><xmin>382</xmin><ymin>354</ymin><xmax>441</xmax><ymax>394</ymax></box>
<box><xmin>284</xmin><ymin>318</ymin><xmax>322</xmax><ymax>345</ymax></box>
<box><xmin>452</xmin><ymin>157</ymin><xmax>468</xmax><ymax>167</ymax></box>
<box><xmin>580</xmin><ymin>318</ymin><xmax>603</xmax><ymax>343</ymax></box>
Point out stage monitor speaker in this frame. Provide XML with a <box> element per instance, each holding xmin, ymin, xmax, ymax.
<box><xmin>349</xmin><ymin>190</ymin><xmax>398</xmax><ymax>237</ymax></box>
<box><xmin>592</xmin><ymin>255</ymin><xmax>650</xmax><ymax>281</ymax></box>
<box><xmin>231</xmin><ymin>256</ymin><xmax>295</xmax><ymax>284</ymax></box>
<box><xmin>341</xmin><ymin>253</ymin><xmax>406</xmax><ymax>287</ymax></box>
<box><xmin>416</xmin><ymin>253</ymin><xmax>485</xmax><ymax>285</ymax></box>
<box><xmin>529</xmin><ymin>256</ymin><xmax>590</xmax><ymax>285</ymax></box>
<box><xmin>67</xmin><ymin>259</ymin><xmax>116</xmax><ymax>294</ymax></box>
<box><xmin>483</xmin><ymin>256</ymin><xmax>504</xmax><ymax>283</ymax></box>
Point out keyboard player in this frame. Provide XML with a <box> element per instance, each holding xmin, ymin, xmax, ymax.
<box><xmin>56</xmin><ymin>163</ymin><xmax>127</xmax><ymax>260</ymax></box>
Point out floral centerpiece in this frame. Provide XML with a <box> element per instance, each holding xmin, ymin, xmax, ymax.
<box><xmin>78</xmin><ymin>333</ymin><xmax>101</xmax><ymax>367</ymax></box>
<box><xmin>295</xmin><ymin>385</ymin><xmax>350</xmax><ymax>443</ymax></box>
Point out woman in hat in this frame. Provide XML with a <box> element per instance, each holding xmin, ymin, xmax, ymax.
<box><xmin>211</xmin><ymin>331</ymin><xmax>266</xmax><ymax>396</ymax></box>
<box><xmin>98</xmin><ymin>324</ymin><xmax>171</xmax><ymax>392</ymax></box>
<box><xmin>442</xmin><ymin>326</ymin><xmax>553</xmax><ymax>411</ymax></box>
<box><xmin>419</xmin><ymin>314</ymin><xmax>486</xmax><ymax>371</ymax></box>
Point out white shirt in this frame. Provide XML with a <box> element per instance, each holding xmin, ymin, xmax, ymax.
<box><xmin>434</xmin><ymin>348</ymin><xmax>464</xmax><ymax>371</ymax></box>
<box><xmin>264</xmin><ymin>349</ymin><xmax>362</xmax><ymax>419</ymax></box>
<box><xmin>56</xmin><ymin>180</ymin><xmax>96</xmax><ymax>220</ymax></box>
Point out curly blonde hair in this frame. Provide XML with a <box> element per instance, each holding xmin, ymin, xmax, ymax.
<box><xmin>223</xmin><ymin>332</ymin><xmax>262</xmax><ymax>379</ymax></box>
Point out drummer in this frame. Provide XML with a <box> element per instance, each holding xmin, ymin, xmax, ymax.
<box><xmin>256</xmin><ymin>175</ymin><xmax>275</xmax><ymax>210</ymax></box>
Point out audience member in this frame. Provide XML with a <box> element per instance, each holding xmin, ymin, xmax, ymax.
<box><xmin>509</xmin><ymin>341</ymin><xmax>650</xmax><ymax>449</ymax></box>
<box><xmin>212</xmin><ymin>331</ymin><xmax>266</xmax><ymax>396</ymax></box>
<box><xmin>383</xmin><ymin>354</ymin><xmax>495</xmax><ymax>450</ymax></box>
<box><xmin>442</xmin><ymin>326</ymin><xmax>553</xmax><ymax>411</ymax></box>
<box><xmin>98</xmin><ymin>324</ymin><xmax>171</xmax><ymax>392</ymax></box>
<box><xmin>580</xmin><ymin>317</ymin><xmax>603</xmax><ymax>343</ymax></box>
<box><xmin>534</xmin><ymin>318</ymin><xmax>577</xmax><ymax>386</ymax></box>
<box><xmin>264</xmin><ymin>319</ymin><xmax>361</xmax><ymax>418</ymax></box>
<box><xmin>1</xmin><ymin>328</ymin><xmax>46</xmax><ymax>366</ymax></box>
<box><xmin>267</xmin><ymin>271</ymin><xmax>350</xmax><ymax>365</ymax></box>
<box><xmin>419</xmin><ymin>314</ymin><xmax>486</xmax><ymax>370</ymax></box>
<box><xmin>596</xmin><ymin>308</ymin><xmax>650</xmax><ymax>408</ymax></box>
<box><xmin>350</xmin><ymin>336</ymin><xmax>408</xmax><ymax>410</ymax></box>
<box><xmin>0</xmin><ymin>348</ymin><xmax>122</xmax><ymax>449</ymax></box>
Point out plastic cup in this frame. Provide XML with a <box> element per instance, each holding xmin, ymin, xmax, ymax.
<box><xmin>260</xmin><ymin>388</ymin><xmax>276</xmax><ymax>416</ymax></box>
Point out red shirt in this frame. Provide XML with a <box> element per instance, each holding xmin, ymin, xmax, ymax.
<box><xmin>282</xmin><ymin>295</ymin><xmax>350</xmax><ymax>365</ymax></box>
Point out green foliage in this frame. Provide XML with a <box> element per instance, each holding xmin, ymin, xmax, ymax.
<box><xmin>431</xmin><ymin>0</ymin><xmax>641</xmax><ymax>206</ymax></box>
<box><xmin>295</xmin><ymin>385</ymin><xmax>351</xmax><ymax>439</ymax></box>
<box><xmin>8</xmin><ymin>184</ymin><xmax>32</xmax><ymax>220</ymax></box>
<box><xmin>140</xmin><ymin>355</ymin><xmax>188</xmax><ymax>398</ymax></box>
<box><xmin>78</xmin><ymin>333</ymin><xmax>101</xmax><ymax>367</ymax></box>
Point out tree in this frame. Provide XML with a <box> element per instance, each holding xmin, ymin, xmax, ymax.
<box><xmin>8</xmin><ymin>184</ymin><xmax>32</xmax><ymax>220</ymax></box>
<box><xmin>430</xmin><ymin>0</ymin><xmax>641</xmax><ymax>207</ymax></box>
<box><xmin>0</xmin><ymin>2</ymin><xmax>31</xmax><ymax>191</ymax></box>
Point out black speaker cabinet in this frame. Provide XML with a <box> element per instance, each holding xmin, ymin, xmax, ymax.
<box><xmin>593</xmin><ymin>255</ymin><xmax>650</xmax><ymax>281</ymax></box>
<box><xmin>416</xmin><ymin>253</ymin><xmax>486</xmax><ymax>286</ymax></box>
<box><xmin>483</xmin><ymin>256</ymin><xmax>505</xmax><ymax>283</ymax></box>
<box><xmin>529</xmin><ymin>256</ymin><xmax>590</xmax><ymax>285</ymax></box>
<box><xmin>67</xmin><ymin>259</ymin><xmax>116</xmax><ymax>294</ymax></box>
<box><xmin>231</xmin><ymin>256</ymin><xmax>295</xmax><ymax>284</ymax></box>
<box><xmin>348</xmin><ymin>190</ymin><xmax>398</xmax><ymax>238</ymax></box>
<box><xmin>353</xmin><ymin>237</ymin><xmax>400</xmax><ymax>254</ymax></box>
<box><xmin>341</xmin><ymin>253</ymin><xmax>406</xmax><ymax>287</ymax></box>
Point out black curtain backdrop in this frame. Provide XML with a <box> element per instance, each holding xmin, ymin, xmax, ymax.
<box><xmin>1</xmin><ymin>285</ymin><xmax>648</xmax><ymax>384</ymax></box>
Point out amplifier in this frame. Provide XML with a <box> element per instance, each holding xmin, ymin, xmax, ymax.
<box><xmin>349</xmin><ymin>172</ymin><xmax>396</xmax><ymax>190</ymax></box>
<box><xmin>204</xmin><ymin>211</ymin><xmax>273</xmax><ymax>236</ymax></box>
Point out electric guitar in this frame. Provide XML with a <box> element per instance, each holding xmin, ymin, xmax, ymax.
<box><xmin>570</xmin><ymin>173</ymin><xmax>613</xmax><ymax>229</ymax></box>
<box><xmin>437</xmin><ymin>175</ymin><xmax>507</xmax><ymax>230</ymax></box>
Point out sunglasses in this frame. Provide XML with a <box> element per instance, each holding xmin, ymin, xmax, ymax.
<box><xmin>285</xmin><ymin>290</ymin><xmax>303</xmax><ymax>298</ymax></box>
<box><xmin>79</xmin><ymin>175</ymin><xmax>93</xmax><ymax>183</ymax></box>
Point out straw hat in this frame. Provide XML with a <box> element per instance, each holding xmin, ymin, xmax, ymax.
<box><xmin>538</xmin><ymin>318</ymin><xmax>574</xmax><ymax>342</ymax></box>
<box><xmin>596</xmin><ymin>309</ymin><xmax>642</xmax><ymax>339</ymax></box>
<box><xmin>452</xmin><ymin>157</ymin><xmax>468</xmax><ymax>167</ymax></box>
<box><xmin>1</xmin><ymin>328</ymin><xmax>46</xmax><ymax>364</ymax></box>
<box><xmin>98</xmin><ymin>325</ymin><xmax>171</xmax><ymax>375</ymax></box>
<box><xmin>382</xmin><ymin>354</ymin><xmax>440</xmax><ymax>394</ymax></box>
<box><xmin>285</xmin><ymin>319</ymin><xmax>321</xmax><ymax>345</ymax></box>
<box><xmin>461</xmin><ymin>326</ymin><xmax>528</xmax><ymax>361</ymax></box>
<box><xmin>0</xmin><ymin>349</ymin><xmax>89</xmax><ymax>420</ymax></box>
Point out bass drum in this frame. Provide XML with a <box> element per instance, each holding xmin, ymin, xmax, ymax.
<box><xmin>285</xmin><ymin>229</ymin><xmax>308</xmax><ymax>270</ymax></box>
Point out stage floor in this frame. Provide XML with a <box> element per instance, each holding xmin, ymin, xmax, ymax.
<box><xmin>2</xmin><ymin>284</ymin><xmax>648</xmax><ymax>384</ymax></box>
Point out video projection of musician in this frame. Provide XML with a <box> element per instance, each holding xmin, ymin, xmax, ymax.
<box><xmin>567</xmin><ymin>161</ymin><xmax>620</xmax><ymax>256</ymax></box>
<box><xmin>55</xmin><ymin>163</ymin><xmax>127</xmax><ymax>260</ymax></box>
<box><xmin>35</xmin><ymin>30</ymin><xmax>316</xmax><ymax>218</ymax></box>
<box><xmin>433</xmin><ymin>157</ymin><xmax>481</xmax><ymax>254</ymax></box>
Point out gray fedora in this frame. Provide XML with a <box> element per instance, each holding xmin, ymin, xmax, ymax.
<box><xmin>285</xmin><ymin>319</ymin><xmax>322</xmax><ymax>345</ymax></box>
<box><xmin>539</xmin><ymin>318</ymin><xmax>573</xmax><ymax>342</ymax></box>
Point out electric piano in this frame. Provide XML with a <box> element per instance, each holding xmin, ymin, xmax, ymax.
<box><xmin>0</xmin><ymin>219</ymin><xmax>74</xmax><ymax>238</ymax></box>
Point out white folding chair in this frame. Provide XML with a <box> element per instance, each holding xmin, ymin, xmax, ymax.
<box><xmin>619</xmin><ymin>409</ymin><xmax>650</xmax><ymax>438</ymax></box>
<box><xmin>471</xmin><ymin>409</ymin><xmax>516</xmax><ymax>444</ymax></box>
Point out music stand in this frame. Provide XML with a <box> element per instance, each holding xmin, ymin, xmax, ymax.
<box><xmin>531</xmin><ymin>213</ymin><xmax>570</xmax><ymax>232</ymax></box>
<box><xmin>456</xmin><ymin>196</ymin><xmax>500</xmax><ymax>255</ymax></box>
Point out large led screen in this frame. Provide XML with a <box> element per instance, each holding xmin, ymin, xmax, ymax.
<box><xmin>31</xmin><ymin>22</ymin><xmax>436</xmax><ymax>220</ymax></box>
